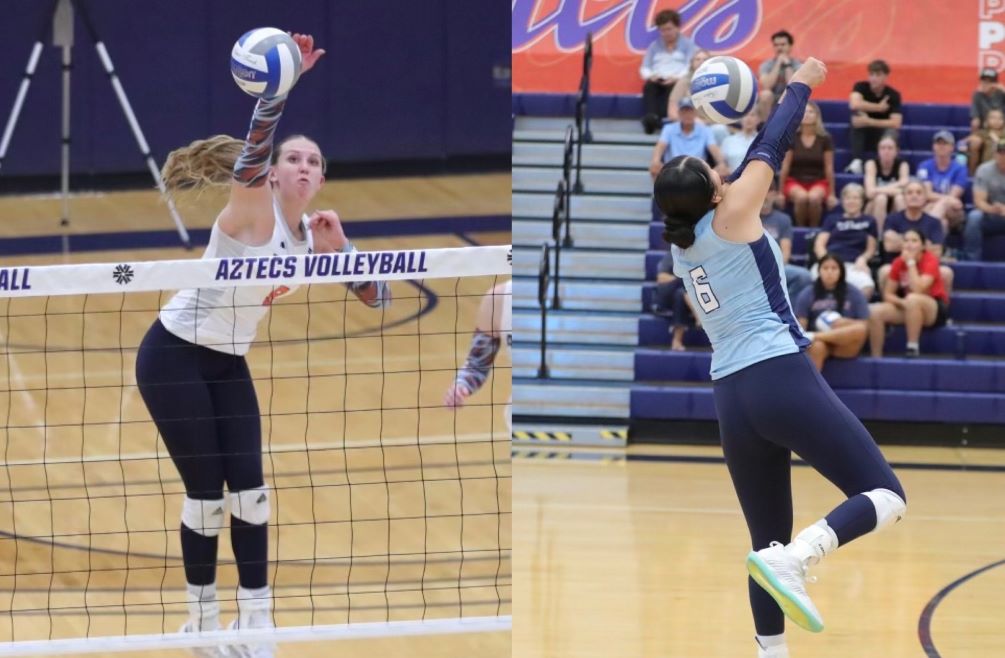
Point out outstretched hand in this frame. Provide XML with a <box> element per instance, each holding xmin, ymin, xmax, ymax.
<box><xmin>291</xmin><ymin>33</ymin><xmax>326</xmax><ymax>74</ymax></box>
<box><xmin>308</xmin><ymin>209</ymin><xmax>348</xmax><ymax>252</ymax></box>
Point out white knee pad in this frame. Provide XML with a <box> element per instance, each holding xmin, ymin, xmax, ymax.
<box><xmin>864</xmin><ymin>488</ymin><xmax>906</xmax><ymax>531</ymax></box>
<box><xmin>229</xmin><ymin>485</ymin><xmax>270</xmax><ymax>525</ymax></box>
<box><xmin>181</xmin><ymin>497</ymin><xmax>227</xmax><ymax>537</ymax></box>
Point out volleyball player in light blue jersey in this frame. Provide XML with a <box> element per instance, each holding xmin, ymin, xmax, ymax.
<box><xmin>654</xmin><ymin>58</ymin><xmax>906</xmax><ymax>658</ymax></box>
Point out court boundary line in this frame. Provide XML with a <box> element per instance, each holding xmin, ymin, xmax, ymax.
<box><xmin>917</xmin><ymin>558</ymin><xmax>1005</xmax><ymax>658</ymax></box>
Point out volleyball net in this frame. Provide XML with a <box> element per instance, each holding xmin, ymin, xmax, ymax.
<box><xmin>0</xmin><ymin>245</ymin><xmax>511</xmax><ymax>654</ymax></box>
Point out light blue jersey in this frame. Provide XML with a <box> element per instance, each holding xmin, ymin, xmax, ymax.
<box><xmin>671</xmin><ymin>211</ymin><xmax>810</xmax><ymax>380</ymax></box>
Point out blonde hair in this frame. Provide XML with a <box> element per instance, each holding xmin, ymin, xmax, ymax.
<box><xmin>161</xmin><ymin>133</ymin><xmax>326</xmax><ymax>191</ymax></box>
<box><xmin>841</xmin><ymin>182</ymin><xmax>866</xmax><ymax>203</ymax></box>
<box><xmin>803</xmin><ymin>101</ymin><xmax>829</xmax><ymax>138</ymax></box>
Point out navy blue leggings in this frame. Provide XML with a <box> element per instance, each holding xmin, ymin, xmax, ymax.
<box><xmin>713</xmin><ymin>351</ymin><xmax>904</xmax><ymax>636</ymax></box>
<box><xmin>135</xmin><ymin>319</ymin><xmax>266</xmax><ymax>588</ymax></box>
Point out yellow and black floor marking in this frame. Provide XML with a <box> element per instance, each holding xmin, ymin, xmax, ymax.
<box><xmin>511</xmin><ymin>425</ymin><xmax>628</xmax><ymax>447</ymax></box>
<box><xmin>511</xmin><ymin>448</ymin><xmax>626</xmax><ymax>464</ymax></box>
<box><xmin>512</xmin><ymin>430</ymin><xmax>572</xmax><ymax>442</ymax></box>
<box><xmin>600</xmin><ymin>429</ymin><xmax>628</xmax><ymax>441</ymax></box>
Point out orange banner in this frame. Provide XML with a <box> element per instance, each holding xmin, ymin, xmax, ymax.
<box><xmin>513</xmin><ymin>0</ymin><xmax>991</xmax><ymax>104</ymax></box>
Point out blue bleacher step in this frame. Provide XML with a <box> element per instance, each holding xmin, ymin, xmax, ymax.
<box><xmin>515</xmin><ymin>277</ymin><xmax>642</xmax><ymax>313</ymax></box>
<box><xmin>513</xmin><ymin>166</ymin><xmax>652</xmax><ymax>195</ymax></box>
<box><xmin>629</xmin><ymin>384</ymin><xmax>1005</xmax><ymax>424</ymax></box>
<box><xmin>634</xmin><ymin>349</ymin><xmax>1005</xmax><ymax>393</ymax></box>
<box><xmin>514</xmin><ymin>378</ymin><xmax>631</xmax><ymax>418</ymax></box>
<box><xmin>513</xmin><ymin>245</ymin><xmax>643</xmax><ymax>281</ymax></box>
<box><xmin>513</xmin><ymin>142</ymin><xmax>653</xmax><ymax>169</ymax></box>
<box><xmin>514</xmin><ymin>192</ymin><xmax>650</xmax><ymax>222</ymax></box>
<box><xmin>513</xmin><ymin>309</ymin><xmax>639</xmax><ymax>345</ymax></box>
<box><xmin>513</xmin><ymin>344</ymin><xmax>635</xmax><ymax>380</ymax></box>
<box><xmin>514</xmin><ymin>218</ymin><xmax>649</xmax><ymax>250</ymax></box>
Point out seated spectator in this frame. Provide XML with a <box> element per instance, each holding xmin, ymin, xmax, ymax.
<box><xmin>879</xmin><ymin>179</ymin><xmax>953</xmax><ymax>293</ymax></box>
<box><xmin>966</xmin><ymin>108</ymin><xmax>1005</xmax><ymax>175</ymax></box>
<box><xmin>968</xmin><ymin>68</ymin><xmax>1005</xmax><ymax>162</ymax></box>
<box><xmin>964</xmin><ymin>141</ymin><xmax>1005</xmax><ymax>261</ymax></box>
<box><xmin>794</xmin><ymin>254</ymin><xmax>869</xmax><ymax>370</ymax></box>
<box><xmin>868</xmin><ymin>228</ymin><xmax>949</xmax><ymax>358</ymax></box>
<box><xmin>649</xmin><ymin>98</ymin><xmax>727</xmax><ymax>179</ymax></box>
<box><xmin>756</xmin><ymin>30</ymin><xmax>801</xmax><ymax>122</ymax></box>
<box><xmin>779</xmin><ymin>101</ymin><xmax>837</xmax><ymax>227</ymax></box>
<box><xmin>652</xmin><ymin>252</ymin><xmax>697</xmax><ymax>351</ymax></box>
<box><xmin>639</xmin><ymin>9</ymin><xmax>696</xmax><ymax>134</ymax></box>
<box><xmin>863</xmin><ymin>131</ymin><xmax>910</xmax><ymax>231</ymax></box>
<box><xmin>917</xmin><ymin>130</ymin><xmax>968</xmax><ymax>233</ymax></box>
<box><xmin>759</xmin><ymin>180</ymin><xmax>812</xmax><ymax>301</ymax></box>
<box><xmin>846</xmin><ymin>59</ymin><xmax>903</xmax><ymax>175</ymax></box>
<box><xmin>721</xmin><ymin>112</ymin><xmax>760</xmax><ymax>174</ymax></box>
<box><xmin>812</xmin><ymin>183</ymin><xmax>877</xmax><ymax>298</ymax></box>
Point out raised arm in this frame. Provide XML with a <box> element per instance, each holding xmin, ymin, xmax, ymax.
<box><xmin>217</xmin><ymin>34</ymin><xmax>325</xmax><ymax>240</ymax></box>
<box><xmin>444</xmin><ymin>281</ymin><xmax>509</xmax><ymax>407</ymax></box>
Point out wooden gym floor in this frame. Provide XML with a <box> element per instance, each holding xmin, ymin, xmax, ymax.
<box><xmin>0</xmin><ymin>173</ymin><xmax>511</xmax><ymax>657</ymax></box>
<box><xmin>513</xmin><ymin>443</ymin><xmax>1005</xmax><ymax>658</ymax></box>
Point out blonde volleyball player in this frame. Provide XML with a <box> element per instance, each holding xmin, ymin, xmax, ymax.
<box><xmin>444</xmin><ymin>279</ymin><xmax>512</xmax><ymax>429</ymax></box>
<box><xmin>654</xmin><ymin>58</ymin><xmax>905</xmax><ymax>657</ymax></box>
<box><xmin>135</xmin><ymin>33</ymin><xmax>389</xmax><ymax>658</ymax></box>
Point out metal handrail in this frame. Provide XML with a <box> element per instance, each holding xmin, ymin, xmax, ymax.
<box><xmin>537</xmin><ymin>242</ymin><xmax>550</xmax><ymax>378</ymax></box>
<box><xmin>551</xmin><ymin>180</ymin><xmax>565</xmax><ymax>309</ymax></box>
<box><xmin>562</xmin><ymin>126</ymin><xmax>574</xmax><ymax>248</ymax></box>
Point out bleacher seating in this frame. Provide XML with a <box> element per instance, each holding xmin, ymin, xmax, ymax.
<box><xmin>513</xmin><ymin>90</ymin><xmax>1005</xmax><ymax>432</ymax></box>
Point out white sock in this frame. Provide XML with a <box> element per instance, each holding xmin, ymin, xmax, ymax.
<box><xmin>906</xmin><ymin>341</ymin><xmax>919</xmax><ymax>350</ymax></box>
<box><xmin>755</xmin><ymin>633</ymin><xmax>788</xmax><ymax>657</ymax></box>
<box><xmin>186</xmin><ymin>582</ymin><xmax>219</xmax><ymax>630</ymax></box>
<box><xmin>236</xmin><ymin>585</ymin><xmax>272</xmax><ymax>627</ymax></box>
<box><xmin>788</xmin><ymin>520</ymin><xmax>839</xmax><ymax>566</ymax></box>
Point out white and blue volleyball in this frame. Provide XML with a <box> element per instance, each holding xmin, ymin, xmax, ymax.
<box><xmin>815</xmin><ymin>310</ymin><xmax>843</xmax><ymax>332</ymax></box>
<box><xmin>690</xmin><ymin>56</ymin><xmax>758</xmax><ymax>124</ymax></box>
<box><xmin>231</xmin><ymin>28</ymin><xmax>302</xmax><ymax>99</ymax></box>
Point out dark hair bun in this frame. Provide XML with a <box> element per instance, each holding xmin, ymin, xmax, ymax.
<box><xmin>663</xmin><ymin>215</ymin><xmax>697</xmax><ymax>249</ymax></box>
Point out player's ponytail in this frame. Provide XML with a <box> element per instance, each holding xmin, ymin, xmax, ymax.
<box><xmin>654</xmin><ymin>155</ymin><xmax>716</xmax><ymax>249</ymax></box>
<box><xmin>161</xmin><ymin>135</ymin><xmax>244</xmax><ymax>190</ymax></box>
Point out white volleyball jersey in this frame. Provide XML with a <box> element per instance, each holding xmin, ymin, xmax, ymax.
<box><xmin>160</xmin><ymin>201</ymin><xmax>313</xmax><ymax>355</ymax></box>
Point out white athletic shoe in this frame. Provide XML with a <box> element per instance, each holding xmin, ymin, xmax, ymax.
<box><xmin>757</xmin><ymin>640</ymin><xmax>790</xmax><ymax>658</ymax></box>
<box><xmin>746</xmin><ymin>542</ymin><xmax>824</xmax><ymax>633</ymax></box>
<box><xmin>844</xmin><ymin>158</ymin><xmax>863</xmax><ymax>175</ymax></box>
<box><xmin>226</xmin><ymin>595</ymin><xmax>275</xmax><ymax>658</ymax></box>
<box><xmin>179</xmin><ymin>620</ymin><xmax>229</xmax><ymax>658</ymax></box>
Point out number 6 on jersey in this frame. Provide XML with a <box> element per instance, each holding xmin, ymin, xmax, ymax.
<box><xmin>689</xmin><ymin>266</ymin><xmax>720</xmax><ymax>313</ymax></box>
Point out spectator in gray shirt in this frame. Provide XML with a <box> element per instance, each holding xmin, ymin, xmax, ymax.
<box><xmin>964</xmin><ymin>141</ymin><xmax>1005</xmax><ymax>260</ymax></box>
<box><xmin>970</xmin><ymin>68</ymin><xmax>1005</xmax><ymax>134</ymax></box>
<box><xmin>639</xmin><ymin>9</ymin><xmax>697</xmax><ymax>134</ymax></box>
<box><xmin>757</xmin><ymin>30</ymin><xmax>801</xmax><ymax>121</ymax></box>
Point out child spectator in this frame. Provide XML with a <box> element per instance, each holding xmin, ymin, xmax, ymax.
<box><xmin>779</xmin><ymin>101</ymin><xmax>837</xmax><ymax>227</ymax></box>
<box><xmin>794</xmin><ymin>254</ymin><xmax>869</xmax><ymax>370</ymax></box>
<box><xmin>812</xmin><ymin>183</ymin><xmax>877</xmax><ymax>298</ymax></box>
<box><xmin>639</xmin><ymin>10</ymin><xmax>697</xmax><ymax>134</ymax></box>
<box><xmin>863</xmin><ymin>131</ymin><xmax>910</xmax><ymax>231</ymax></box>
<box><xmin>756</xmin><ymin>30</ymin><xmax>801</xmax><ymax>121</ymax></box>
<box><xmin>966</xmin><ymin>108</ymin><xmax>1005</xmax><ymax>175</ymax></box>
<box><xmin>652</xmin><ymin>252</ymin><xmax>698</xmax><ymax>351</ymax></box>
<box><xmin>846</xmin><ymin>60</ymin><xmax>903</xmax><ymax>174</ymax></box>
<box><xmin>963</xmin><ymin>141</ymin><xmax>1005</xmax><ymax>261</ymax></box>
<box><xmin>868</xmin><ymin>228</ymin><xmax>949</xmax><ymax>358</ymax></box>
<box><xmin>917</xmin><ymin>130</ymin><xmax>968</xmax><ymax>233</ymax></box>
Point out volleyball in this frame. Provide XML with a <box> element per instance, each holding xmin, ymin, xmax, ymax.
<box><xmin>690</xmin><ymin>56</ymin><xmax>758</xmax><ymax>124</ymax></box>
<box><xmin>230</xmin><ymin>28</ymin><xmax>302</xmax><ymax>99</ymax></box>
<box><xmin>815</xmin><ymin>310</ymin><xmax>843</xmax><ymax>332</ymax></box>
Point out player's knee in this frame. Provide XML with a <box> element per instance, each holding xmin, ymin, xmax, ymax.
<box><xmin>182</xmin><ymin>496</ymin><xmax>227</xmax><ymax>537</ymax></box>
<box><xmin>864</xmin><ymin>487</ymin><xmax>906</xmax><ymax>531</ymax></box>
<box><xmin>229</xmin><ymin>485</ymin><xmax>271</xmax><ymax>525</ymax></box>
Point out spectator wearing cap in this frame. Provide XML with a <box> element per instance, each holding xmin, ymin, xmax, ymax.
<box><xmin>916</xmin><ymin>130</ymin><xmax>968</xmax><ymax>232</ymax></box>
<box><xmin>639</xmin><ymin>9</ymin><xmax>697</xmax><ymax>134</ymax></box>
<box><xmin>970</xmin><ymin>68</ymin><xmax>1005</xmax><ymax>134</ymax></box>
<box><xmin>963</xmin><ymin>141</ymin><xmax>1005</xmax><ymax>261</ymax></box>
<box><xmin>967</xmin><ymin>108</ymin><xmax>1005</xmax><ymax>175</ymax></box>
<box><xmin>756</xmin><ymin>30</ymin><xmax>802</xmax><ymax>121</ymax></box>
<box><xmin>649</xmin><ymin>97</ymin><xmax>728</xmax><ymax>179</ymax></box>
<box><xmin>845</xmin><ymin>60</ymin><xmax>903</xmax><ymax>175</ymax></box>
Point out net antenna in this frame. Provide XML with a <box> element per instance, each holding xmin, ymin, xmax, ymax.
<box><xmin>0</xmin><ymin>0</ymin><xmax>191</xmax><ymax>254</ymax></box>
